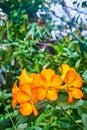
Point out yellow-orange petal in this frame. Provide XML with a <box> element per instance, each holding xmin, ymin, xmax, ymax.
<box><xmin>16</xmin><ymin>90</ymin><xmax>30</xmax><ymax>104</ymax></box>
<box><xmin>36</xmin><ymin>87</ymin><xmax>46</xmax><ymax>100</ymax></box>
<box><xmin>33</xmin><ymin>105</ymin><xmax>38</xmax><ymax>116</ymax></box>
<box><xmin>29</xmin><ymin>73</ymin><xmax>37</xmax><ymax>79</ymax></box>
<box><xmin>30</xmin><ymin>89</ymin><xmax>38</xmax><ymax>104</ymax></box>
<box><xmin>72</xmin><ymin>75</ymin><xmax>82</xmax><ymax>88</ymax></box>
<box><xmin>19</xmin><ymin>84</ymin><xmax>32</xmax><ymax>95</ymax></box>
<box><xmin>12</xmin><ymin>99</ymin><xmax>17</xmax><ymax>109</ymax></box>
<box><xmin>19</xmin><ymin>102</ymin><xmax>32</xmax><ymax>116</ymax></box>
<box><xmin>41</xmin><ymin>69</ymin><xmax>55</xmax><ymax>82</ymax></box>
<box><xmin>61</xmin><ymin>64</ymin><xmax>70</xmax><ymax>73</ymax></box>
<box><xmin>68</xmin><ymin>91</ymin><xmax>73</xmax><ymax>103</ymax></box>
<box><xmin>64</xmin><ymin>70</ymin><xmax>76</xmax><ymax>83</ymax></box>
<box><xmin>60</xmin><ymin>64</ymin><xmax>70</xmax><ymax>80</ymax></box>
<box><xmin>32</xmin><ymin>74</ymin><xmax>45</xmax><ymax>87</ymax></box>
<box><xmin>71</xmin><ymin>89</ymin><xmax>83</xmax><ymax>99</ymax></box>
<box><xmin>12</xmin><ymin>83</ymin><xmax>19</xmax><ymax>94</ymax></box>
<box><xmin>51</xmin><ymin>74</ymin><xmax>62</xmax><ymax>89</ymax></box>
<box><xmin>19</xmin><ymin>68</ymin><xmax>32</xmax><ymax>85</ymax></box>
<box><xmin>47</xmin><ymin>88</ymin><xmax>58</xmax><ymax>100</ymax></box>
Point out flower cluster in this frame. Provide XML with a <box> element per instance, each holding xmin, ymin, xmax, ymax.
<box><xmin>12</xmin><ymin>64</ymin><xmax>83</xmax><ymax>116</ymax></box>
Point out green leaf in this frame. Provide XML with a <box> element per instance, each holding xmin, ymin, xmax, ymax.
<box><xmin>77</xmin><ymin>102</ymin><xmax>87</xmax><ymax>116</ymax></box>
<box><xmin>35</xmin><ymin>108</ymin><xmax>51</xmax><ymax>125</ymax></box>
<box><xmin>43</xmin><ymin>125</ymin><xmax>51</xmax><ymax>130</ymax></box>
<box><xmin>58</xmin><ymin>120</ymin><xmax>70</xmax><ymax>129</ymax></box>
<box><xmin>0</xmin><ymin>50</ymin><xmax>5</xmax><ymax>56</ymax></box>
<box><xmin>0</xmin><ymin>91</ymin><xmax>2</xmax><ymax>96</ymax></box>
<box><xmin>75</xmin><ymin>59</ymin><xmax>81</xmax><ymax>69</ymax></box>
<box><xmin>82</xmin><ymin>113</ymin><xmax>87</xmax><ymax>130</ymax></box>
<box><xmin>5</xmin><ymin>128</ymin><xmax>14</xmax><ymax>130</ymax></box>
<box><xmin>25</xmin><ymin>127</ymin><xmax>34</xmax><ymax>130</ymax></box>
<box><xmin>55</xmin><ymin>92</ymin><xmax>84</xmax><ymax>109</ymax></box>
<box><xmin>82</xmin><ymin>70</ymin><xmax>87</xmax><ymax>83</ymax></box>
<box><xmin>2</xmin><ymin>93</ymin><xmax>12</xmax><ymax>100</ymax></box>
<box><xmin>35</xmin><ymin>127</ymin><xmax>42</xmax><ymax>130</ymax></box>
<box><xmin>36</xmin><ymin>25</ymin><xmax>42</xmax><ymax>38</ymax></box>
<box><xmin>21</xmin><ymin>14</ymin><xmax>28</xmax><ymax>19</ymax></box>
<box><xmin>17</xmin><ymin>123</ymin><xmax>28</xmax><ymax>130</ymax></box>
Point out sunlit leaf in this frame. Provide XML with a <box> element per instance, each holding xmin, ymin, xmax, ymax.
<box><xmin>55</xmin><ymin>92</ymin><xmax>85</xmax><ymax>109</ymax></box>
<box><xmin>17</xmin><ymin>123</ymin><xmax>28</xmax><ymax>130</ymax></box>
<box><xmin>82</xmin><ymin>113</ymin><xmax>87</xmax><ymax>130</ymax></box>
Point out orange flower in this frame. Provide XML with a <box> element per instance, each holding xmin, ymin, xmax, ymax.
<box><xmin>59</xmin><ymin>64</ymin><xmax>77</xmax><ymax>80</ymax></box>
<box><xmin>12</xmin><ymin>83</ymin><xmax>38</xmax><ymax>116</ymax></box>
<box><xmin>33</xmin><ymin>69</ymin><xmax>62</xmax><ymax>101</ymax></box>
<box><xmin>19</xmin><ymin>72</ymin><xmax>37</xmax><ymax>95</ymax></box>
<box><xmin>19</xmin><ymin>101</ymin><xmax>38</xmax><ymax>116</ymax></box>
<box><xmin>59</xmin><ymin>64</ymin><xmax>71</xmax><ymax>80</ymax></box>
<box><xmin>12</xmin><ymin>83</ymin><xmax>31</xmax><ymax>109</ymax></box>
<box><xmin>12</xmin><ymin>65</ymin><xmax>83</xmax><ymax>116</ymax></box>
<box><xmin>60</xmin><ymin>69</ymin><xmax>83</xmax><ymax>103</ymax></box>
<box><xmin>18</xmin><ymin>88</ymin><xmax>38</xmax><ymax>116</ymax></box>
<box><xmin>12</xmin><ymin>69</ymin><xmax>39</xmax><ymax>116</ymax></box>
<box><xmin>12</xmin><ymin>83</ymin><xmax>19</xmax><ymax>109</ymax></box>
<box><xmin>19</xmin><ymin>68</ymin><xmax>32</xmax><ymax>85</ymax></box>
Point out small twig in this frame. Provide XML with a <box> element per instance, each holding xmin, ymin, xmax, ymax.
<box><xmin>60</xmin><ymin>107</ymin><xmax>85</xmax><ymax>130</ymax></box>
<box><xmin>3</xmin><ymin>101</ymin><xmax>17</xmax><ymax>130</ymax></box>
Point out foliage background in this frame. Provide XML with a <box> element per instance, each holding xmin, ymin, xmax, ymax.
<box><xmin>0</xmin><ymin>0</ymin><xmax>87</xmax><ymax>130</ymax></box>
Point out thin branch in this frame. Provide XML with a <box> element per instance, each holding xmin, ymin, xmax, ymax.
<box><xmin>3</xmin><ymin>101</ymin><xmax>17</xmax><ymax>130</ymax></box>
<box><xmin>60</xmin><ymin>107</ymin><xmax>85</xmax><ymax>130</ymax></box>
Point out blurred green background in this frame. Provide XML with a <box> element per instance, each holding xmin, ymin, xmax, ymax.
<box><xmin>0</xmin><ymin>0</ymin><xmax>87</xmax><ymax>130</ymax></box>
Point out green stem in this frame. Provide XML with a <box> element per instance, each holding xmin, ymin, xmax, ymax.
<box><xmin>3</xmin><ymin>101</ymin><xmax>17</xmax><ymax>130</ymax></box>
<box><xmin>50</xmin><ymin>106</ymin><xmax>53</xmax><ymax>123</ymax></box>
<box><xmin>60</xmin><ymin>107</ymin><xmax>84</xmax><ymax>130</ymax></box>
